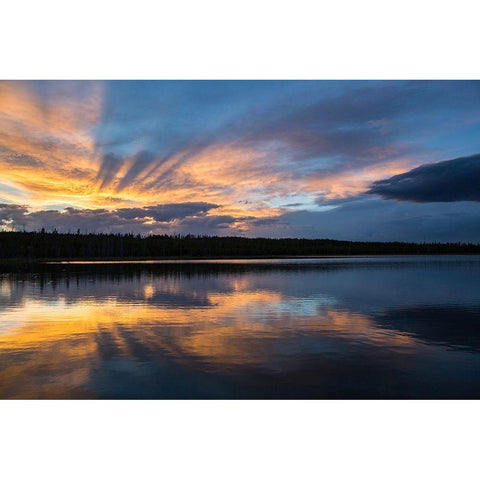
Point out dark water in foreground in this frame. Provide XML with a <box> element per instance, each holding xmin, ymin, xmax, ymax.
<box><xmin>1</xmin><ymin>256</ymin><xmax>480</xmax><ymax>399</ymax></box>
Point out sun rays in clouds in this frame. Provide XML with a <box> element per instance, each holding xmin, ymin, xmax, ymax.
<box><xmin>1</xmin><ymin>81</ymin><xmax>480</xmax><ymax>239</ymax></box>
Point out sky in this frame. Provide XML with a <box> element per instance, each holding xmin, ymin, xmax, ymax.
<box><xmin>0</xmin><ymin>80</ymin><xmax>479</xmax><ymax>241</ymax></box>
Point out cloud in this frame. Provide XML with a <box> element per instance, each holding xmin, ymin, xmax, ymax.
<box><xmin>0</xmin><ymin>204</ymin><xmax>29</xmax><ymax>227</ymax></box>
<box><xmin>367</xmin><ymin>153</ymin><xmax>480</xmax><ymax>202</ymax></box>
<box><xmin>2</xmin><ymin>80</ymin><xmax>480</xmax><ymax>237</ymax></box>
<box><xmin>0</xmin><ymin>202</ymin><xmax>244</xmax><ymax>235</ymax></box>
<box><xmin>96</xmin><ymin>153</ymin><xmax>123</xmax><ymax>190</ymax></box>
<box><xmin>178</xmin><ymin>214</ymin><xmax>246</xmax><ymax>232</ymax></box>
<box><xmin>246</xmin><ymin>197</ymin><xmax>480</xmax><ymax>242</ymax></box>
<box><xmin>116</xmin><ymin>202</ymin><xmax>219</xmax><ymax>221</ymax></box>
<box><xmin>3</xmin><ymin>195</ymin><xmax>480</xmax><ymax>242</ymax></box>
<box><xmin>89</xmin><ymin>81</ymin><xmax>480</xmax><ymax>208</ymax></box>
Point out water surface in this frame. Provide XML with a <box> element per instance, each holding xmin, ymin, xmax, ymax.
<box><xmin>1</xmin><ymin>256</ymin><xmax>480</xmax><ymax>398</ymax></box>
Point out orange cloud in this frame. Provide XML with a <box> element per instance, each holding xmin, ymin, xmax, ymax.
<box><xmin>304</xmin><ymin>157</ymin><xmax>420</xmax><ymax>202</ymax></box>
<box><xmin>0</xmin><ymin>81</ymin><xmax>428</xmax><ymax>231</ymax></box>
<box><xmin>0</xmin><ymin>81</ymin><xmax>102</xmax><ymax>208</ymax></box>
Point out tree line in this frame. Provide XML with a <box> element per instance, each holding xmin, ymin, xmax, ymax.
<box><xmin>0</xmin><ymin>230</ymin><xmax>479</xmax><ymax>260</ymax></box>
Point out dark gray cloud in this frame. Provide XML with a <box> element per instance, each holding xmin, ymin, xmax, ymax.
<box><xmin>178</xmin><ymin>214</ymin><xmax>245</xmax><ymax>232</ymax></box>
<box><xmin>0</xmin><ymin>204</ymin><xmax>29</xmax><ymax>225</ymax></box>
<box><xmin>116</xmin><ymin>202</ymin><xmax>219</xmax><ymax>222</ymax></box>
<box><xmin>250</xmin><ymin>217</ymin><xmax>283</xmax><ymax>226</ymax></box>
<box><xmin>368</xmin><ymin>153</ymin><xmax>480</xmax><ymax>202</ymax></box>
<box><xmin>0</xmin><ymin>202</ymin><xmax>241</xmax><ymax>235</ymax></box>
<box><xmin>2</xmin><ymin>196</ymin><xmax>480</xmax><ymax>242</ymax></box>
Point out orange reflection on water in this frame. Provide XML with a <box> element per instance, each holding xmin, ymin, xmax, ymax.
<box><xmin>0</xmin><ymin>280</ymin><xmax>417</xmax><ymax>398</ymax></box>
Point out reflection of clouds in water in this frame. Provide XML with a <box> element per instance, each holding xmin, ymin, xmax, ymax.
<box><xmin>275</xmin><ymin>294</ymin><xmax>337</xmax><ymax>316</ymax></box>
<box><xmin>2</xmin><ymin>257</ymin><xmax>480</xmax><ymax>310</ymax></box>
<box><xmin>0</xmin><ymin>281</ymin><xmax>12</xmax><ymax>296</ymax></box>
<box><xmin>143</xmin><ymin>284</ymin><xmax>155</xmax><ymax>299</ymax></box>
<box><xmin>372</xmin><ymin>305</ymin><xmax>480</xmax><ymax>352</ymax></box>
<box><xmin>1</xmin><ymin>260</ymin><xmax>480</xmax><ymax>398</ymax></box>
<box><xmin>0</xmin><ymin>286</ymin><xmax>418</xmax><ymax>398</ymax></box>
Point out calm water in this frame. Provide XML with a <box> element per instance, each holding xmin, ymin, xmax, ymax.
<box><xmin>1</xmin><ymin>256</ymin><xmax>480</xmax><ymax>399</ymax></box>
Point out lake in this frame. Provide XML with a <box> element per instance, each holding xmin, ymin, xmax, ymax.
<box><xmin>1</xmin><ymin>256</ymin><xmax>480</xmax><ymax>399</ymax></box>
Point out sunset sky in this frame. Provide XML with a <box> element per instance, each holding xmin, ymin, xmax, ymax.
<box><xmin>0</xmin><ymin>80</ymin><xmax>479</xmax><ymax>241</ymax></box>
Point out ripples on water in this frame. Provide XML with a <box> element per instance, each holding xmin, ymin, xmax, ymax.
<box><xmin>1</xmin><ymin>256</ymin><xmax>479</xmax><ymax>398</ymax></box>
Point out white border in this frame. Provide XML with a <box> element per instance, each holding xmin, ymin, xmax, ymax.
<box><xmin>1</xmin><ymin>1</ymin><xmax>479</xmax><ymax>478</ymax></box>
<box><xmin>1</xmin><ymin>400</ymin><xmax>478</xmax><ymax>479</ymax></box>
<box><xmin>1</xmin><ymin>0</ymin><xmax>479</xmax><ymax>79</ymax></box>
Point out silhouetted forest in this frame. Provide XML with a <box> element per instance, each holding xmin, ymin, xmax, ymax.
<box><xmin>0</xmin><ymin>230</ymin><xmax>479</xmax><ymax>261</ymax></box>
